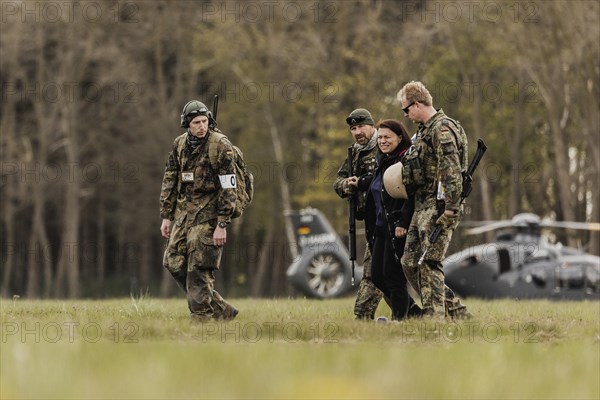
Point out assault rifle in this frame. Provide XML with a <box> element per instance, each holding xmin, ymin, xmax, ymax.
<box><xmin>210</xmin><ymin>94</ymin><xmax>219</xmax><ymax>128</ymax></box>
<box><xmin>347</xmin><ymin>146</ymin><xmax>356</xmax><ymax>285</ymax></box>
<box><xmin>418</xmin><ymin>138</ymin><xmax>487</xmax><ymax>266</ymax></box>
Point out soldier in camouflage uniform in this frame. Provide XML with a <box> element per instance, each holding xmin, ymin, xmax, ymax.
<box><xmin>160</xmin><ymin>100</ymin><xmax>238</xmax><ymax>321</ymax></box>
<box><xmin>333</xmin><ymin>108</ymin><xmax>388</xmax><ymax>320</ymax></box>
<box><xmin>398</xmin><ymin>81</ymin><xmax>471</xmax><ymax>319</ymax></box>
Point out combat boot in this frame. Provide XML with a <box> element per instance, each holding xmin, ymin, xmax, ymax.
<box><xmin>218</xmin><ymin>303</ymin><xmax>239</xmax><ymax>320</ymax></box>
<box><xmin>448</xmin><ymin>306</ymin><xmax>473</xmax><ymax>320</ymax></box>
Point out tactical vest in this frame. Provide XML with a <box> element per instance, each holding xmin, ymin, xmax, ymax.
<box><xmin>402</xmin><ymin>116</ymin><xmax>467</xmax><ymax>192</ymax></box>
<box><xmin>172</xmin><ymin>130</ymin><xmax>253</xmax><ymax>219</ymax></box>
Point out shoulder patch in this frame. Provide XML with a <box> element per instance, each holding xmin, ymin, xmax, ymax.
<box><xmin>438</xmin><ymin>129</ymin><xmax>454</xmax><ymax>142</ymax></box>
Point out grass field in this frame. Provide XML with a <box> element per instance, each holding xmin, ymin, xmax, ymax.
<box><xmin>1</xmin><ymin>296</ymin><xmax>599</xmax><ymax>399</ymax></box>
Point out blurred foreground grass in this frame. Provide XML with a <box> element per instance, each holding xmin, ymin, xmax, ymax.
<box><xmin>1</xmin><ymin>297</ymin><xmax>599</xmax><ymax>399</ymax></box>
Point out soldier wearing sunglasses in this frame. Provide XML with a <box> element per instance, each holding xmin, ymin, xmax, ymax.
<box><xmin>398</xmin><ymin>81</ymin><xmax>471</xmax><ymax>319</ymax></box>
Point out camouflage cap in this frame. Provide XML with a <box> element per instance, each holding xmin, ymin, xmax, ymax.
<box><xmin>346</xmin><ymin>108</ymin><xmax>375</xmax><ymax>127</ymax></box>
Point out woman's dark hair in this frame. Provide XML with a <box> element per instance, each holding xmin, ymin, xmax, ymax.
<box><xmin>376</xmin><ymin>119</ymin><xmax>411</xmax><ymax>153</ymax></box>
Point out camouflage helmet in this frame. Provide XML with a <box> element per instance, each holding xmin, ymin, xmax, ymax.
<box><xmin>180</xmin><ymin>100</ymin><xmax>212</xmax><ymax>128</ymax></box>
<box><xmin>346</xmin><ymin>108</ymin><xmax>375</xmax><ymax>127</ymax></box>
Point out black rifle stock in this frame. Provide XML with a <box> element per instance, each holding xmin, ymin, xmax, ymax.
<box><xmin>418</xmin><ymin>138</ymin><xmax>487</xmax><ymax>266</ymax></box>
<box><xmin>347</xmin><ymin>147</ymin><xmax>356</xmax><ymax>285</ymax></box>
<box><xmin>460</xmin><ymin>138</ymin><xmax>487</xmax><ymax>200</ymax></box>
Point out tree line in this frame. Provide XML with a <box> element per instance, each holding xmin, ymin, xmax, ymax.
<box><xmin>1</xmin><ymin>0</ymin><xmax>598</xmax><ymax>298</ymax></box>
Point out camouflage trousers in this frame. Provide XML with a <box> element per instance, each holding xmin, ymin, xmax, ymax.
<box><xmin>163</xmin><ymin>216</ymin><xmax>236</xmax><ymax>320</ymax></box>
<box><xmin>354</xmin><ymin>247</ymin><xmax>391</xmax><ymax>319</ymax></box>
<box><xmin>401</xmin><ymin>207</ymin><xmax>470</xmax><ymax>318</ymax></box>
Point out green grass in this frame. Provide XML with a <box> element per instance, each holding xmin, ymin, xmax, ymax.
<box><xmin>1</xmin><ymin>297</ymin><xmax>599</xmax><ymax>399</ymax></box>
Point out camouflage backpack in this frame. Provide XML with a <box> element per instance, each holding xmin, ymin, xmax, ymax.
<box><xmin>207</xmin><ymin>131</ymin><xmax>254</xmax><ymax>218</ymax></box>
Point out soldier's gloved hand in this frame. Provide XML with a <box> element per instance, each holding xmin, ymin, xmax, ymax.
<box><xmin>436</xmin><ymin>212</ymin><xmax>458</xmax><ymax>228</ymax></box>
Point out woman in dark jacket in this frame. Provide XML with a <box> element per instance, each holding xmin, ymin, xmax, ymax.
<box><xmin>363</xmin><ymin>119</ymin><xmax>417</xmax><ymax>320</ymax></box>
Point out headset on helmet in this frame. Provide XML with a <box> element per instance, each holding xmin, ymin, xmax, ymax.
<box><xmin>180</xmin><ymin>100</ymin><xmax>214</xmax><ymax>129</ymax></box>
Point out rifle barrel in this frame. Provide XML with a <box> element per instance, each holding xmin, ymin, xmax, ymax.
<box><xmin>347</xmin><ymin>146</ymin><xmax>356</xmax><ymax>285</ymax></box>
<box><xmin>212</xmin><ymin>95</ymin><xmax>219</xmax><ymax>122</ymax></box>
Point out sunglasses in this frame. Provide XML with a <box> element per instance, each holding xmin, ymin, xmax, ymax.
<box><xmin>346</xmin><ymin>115</ymin><xmax>369</xmax><ymax>125</ymax></box>
<box><xmin>402</xmin><ymin>101</ymin><xmax>417</xmax><ymax>115</ymax></box>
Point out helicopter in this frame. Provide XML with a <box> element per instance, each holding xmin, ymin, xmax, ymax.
<box><xmin>286</xmin><ymin>208</ymin><xmax>363</xmax><ymax>299</ymax></box>
<box><xmin>286</xmin><ymin>208</ymin><xmax>600</xmax><ymax>300</ymax></box>
<box><xmin>444</xmin><ymin>213</ymin><xmax>600</xmax><ymax>300</ymax></box>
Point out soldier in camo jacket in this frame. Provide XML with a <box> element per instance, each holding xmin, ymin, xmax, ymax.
<box><xmin>334</xmin><ymin>108</ymin><xmax>389</xmax><ymax>320</ymax></box>
<box><xmin>398</xmin><ymin>81</ymin><xmax>471</xmax><ymax>319</ymax></box>
<box><xmin>160</xmin><ymin>100</ymin><xmax>238</xmax><ymax>321</ymax></box>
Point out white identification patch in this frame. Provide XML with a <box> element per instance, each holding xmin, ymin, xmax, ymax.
<box><xmin>181</xmin><ymin>172</ymin><xmax>194</xmax><ymax>182</ymax></box>
<box><xmin>219</xmin><ymin>174</ymin><xmax>237</xmax><ymax>189</ymax></box>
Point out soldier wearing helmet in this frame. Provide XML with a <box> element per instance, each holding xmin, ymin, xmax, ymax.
<box><xmin>159</xmin><ymin>100</ymin><xmax>238</xmax><ymax>321</ymax></box>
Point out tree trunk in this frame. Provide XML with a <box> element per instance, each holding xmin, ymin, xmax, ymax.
<box><xmin>263</xmin><ymin>106</ymin><xmax>298</xmax><ymax>295</ymax></box>
<box><xmin>55</xmin><ymin>102</ymin><xmax>81</xmax><ymax>298</ymax></box>
<box><xmin>584</xmin><ymin>61</ymin><xmax>600</xmax><ymax>256</ymax></box>
<box><xmin>468</xmin><ymin>72</ymin><xmax>495</xmax><ymax>243</ymax></box>
<box><xmin>251</xmin><ymin>221</ymin><xmax>277</xmax><ymax>297</ymax></box>
<box><xmin>231</xmin><ymin>62</ymin><xmax>297</xmax><ymax>296</ymax></box>
<box><xmin>26</xmin><ymin>192</ymin><xmax>53</xmax><ymax>298</ymax></box>
<box><xmin>548</xmin><ymin>115</ymin><xmax>576</xmax><ymax>246</ymax></box>
<box><xmin>509</xmin><ymin>69</ymin><xmax>526</xmax><ymax>216</ymax></box>
<box><xmin>96</xmin><ymin>190</ymin><xmax>106</xmax><ymax>290</ymax></box>
<box><xmin>1</xmin><ymin>183</ymin><xmax>16</xmax><ymax>297</ymax></box>
<box><xmin>1</xmin><ymin>92</ymin><xmax>18</xmax><ymax>297</ymax></box>
<box><xmin>263</xmin><ymin>106</ymin><xmax>297</xmax><ymax>259</ymax></box>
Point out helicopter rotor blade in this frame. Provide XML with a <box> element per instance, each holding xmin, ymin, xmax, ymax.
<box><xmin>460</xmin><ymin>220</ymin><xmax>503</xmax><ymax>227</ymax></box>
<box><xmin>540</xmin><ymin>221</ymin><xmax>600</xmax><ymax>231</ymax></box>
<box><xmin>464</xmin><ymin>221</ymin><xmax>516</xmax><ymax>235</ymax></box>
<box><xmin>463</xmin><ymin>217</ymin><xmax>600</xmax><ymax>235</ymax></box>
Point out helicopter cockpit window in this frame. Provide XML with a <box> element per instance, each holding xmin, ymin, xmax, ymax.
<box><xmin>459</xmin><ymin>255</ymin><xmax>480</xmax><ymax>268</ymax></box>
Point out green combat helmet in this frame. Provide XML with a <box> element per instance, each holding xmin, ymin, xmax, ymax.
<box><xmin>180</xmin><ymin>100</ymin><xmax>213</xmax><ymax>128</ymax></box>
